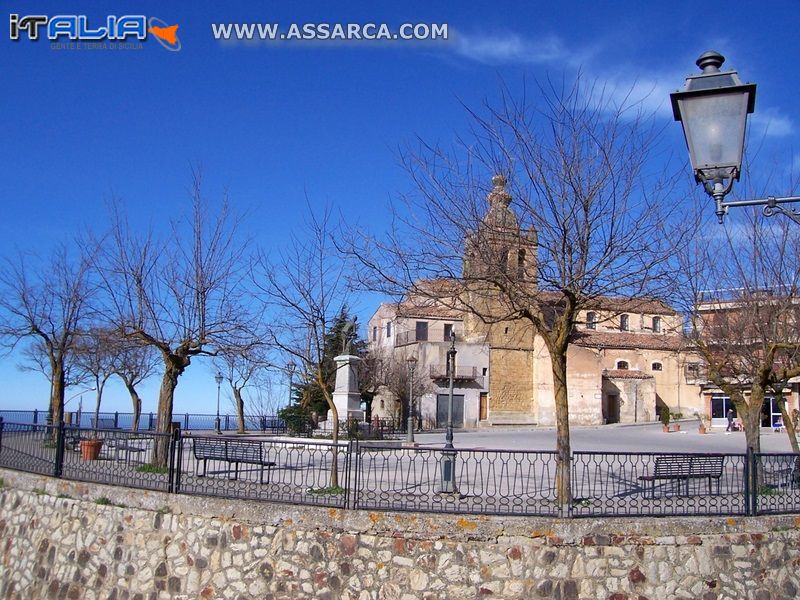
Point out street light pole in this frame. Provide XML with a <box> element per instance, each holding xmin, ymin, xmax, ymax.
<box><xmin>671</xmin><ymin>51</ymin><xmax>800</xmax><ymax>224</ymax></box>
<box><xmin>214</xmin><ymin>372</ymin><xmax>223</xmax><ymax>434</ymax></box>
<box><xmin>406</xmin><ymin>355</ymin><xmax>417</xmax><ymax>443</ymax></box>
<box><xmin>287</xmin><ymin>361</ymin><xmax>296</xmax><ymax>410</ymax></box>
<box><xmin>438</xmin><ymin>329</ymin><xmax>458</xmax><ymax>494</ymax></box>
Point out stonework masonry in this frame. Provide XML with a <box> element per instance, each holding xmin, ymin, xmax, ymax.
<box><xmin>1</xmin><ymin>468</ymin><xmax>800</xmax><ymax>599</ymax></box>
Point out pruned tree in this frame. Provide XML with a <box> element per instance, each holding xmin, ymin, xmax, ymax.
<box><xmin>96</xmin><ymin>173</ymin><xmax>254</xmax><ymax>465</ymax></box>
<box><xmin>73</xmin><ymin>328</ymin><xmax>117</xmax><ymax>429</ymax></box>
<box><xmin>254</xmin><ymin>206</ymin><xmax>349</xmax><ymax>488</ymax></box>
<box><xmin>681</xmin><ymin>215</ymin><xmax>800</xmax><ymax>454</ymax></box>
<box><xmin>367</xmin><ymin>348</ymin><xmax>432</xmax><ymax>426</ymax></box>
<box><xmin>346</xmin><ymin>77</ymin><xmax>690</xmax><ymax>509</ymax></box>
<box><xmin>214</xmin><ymin>342</ymin><xmax>273</xmax><ymax>433</ymax></box>
<box><xmin>109</xmin><ymin>338</ymin><xmax>159</xmax><ymax>431</ymax></box>
<box><xmin>0</xmin><ymin>243</ymin><xmax>94</xmax><ymax>428</ymax></box>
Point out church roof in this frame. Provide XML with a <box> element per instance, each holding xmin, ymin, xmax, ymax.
<box><xmin>602</xmin><ymin>369</ymin><xmax>654</xmax><ymax>380</ymax></box>
<box><xmin>571</xmin><ymin>330</ymin><xmax>687</xmax><ymax>351</ymax></box>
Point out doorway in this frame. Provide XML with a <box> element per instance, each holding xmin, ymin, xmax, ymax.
<box><xmin>479</xmin><ymin>393</ymin><xmax>488</xmax><ymax>421</ymax></box>
<box><xmin>436</xmin><ymin>394</ymin><xmax>464</xmax><ymax>428</ymax></box>
<box><xmin>605</xmin><ymin>394</ymin><xmax>620</xmax><ymax>424</ymax></box>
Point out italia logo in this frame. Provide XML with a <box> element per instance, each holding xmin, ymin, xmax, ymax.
<box><xmin>9</xmin><ymin>14</ymin><xmax>181</xmax><ymax>51</ymax></box>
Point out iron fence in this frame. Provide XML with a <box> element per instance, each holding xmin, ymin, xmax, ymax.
<box><xmin>1</xmin><ymin>416</ymin><xmax>799</xmax><ymax>519</ymax></box>
<box><xmin>352</xmin><ymin>443</ymin><xmax>559</xmax><ymax>516</ymax></box>
<box><xmin>571</xmin><ymin>452</ymin><xmax>749</xmax><ymax>517</ymax></box>
<box><xmin>174</xmin><ymin>435</ymin><xmax>350</xmax><ymax>508</ymax></box>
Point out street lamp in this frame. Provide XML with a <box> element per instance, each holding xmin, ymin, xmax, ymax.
<box><xmin>406</xmin><ymin>355</ymin><xmax>418</xmax><ymax>443</ymax></box>
<box><xmin>671</xmin><ymin>51</ymin><xmax>800</xmax><ymax>224</ymax></box>
<box><xmin>214</xmin><ymin>372</ymin><xmax>223</xmax><ymax>434</ymax></box>
<box><xmin>438</xmin><ymin>329</ymin><xmax>459</xmax><ymax>494</ymax></box>
<box><xmin>286</xmin><ymin>360</ymin><xmax>296</xmax><ymax>410</ymax></box>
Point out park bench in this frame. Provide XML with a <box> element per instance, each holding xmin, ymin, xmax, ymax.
<box><xmin>639</xmin><ymin>455</ymin><xmax>724</xmax><ymax>497</ymax></box>
<box><xmin>193</xmin><ymin>437</ymin><xmax>276</xmax><ymax>483</ymax></box>
<box><xmin>90</xmin><ymin>417</ymin><xmax>120</xmax><ymax>430</ymax></box>
<box><xmin>762</xmin><ymin>455</ymin><xmax>800</xmax><ymax>491</ymax></box>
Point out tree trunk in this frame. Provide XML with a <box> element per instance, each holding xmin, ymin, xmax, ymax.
<box><xmin>124</xmin><ymin>381</ymin><xmax>142</xmax><ymax>432</ymax></box>
<box><xmin>50</xmin><ymin>360</ymin><xmax>66</xmax><ymax>439</ymax></box>
<box><xmin>550</xmin><ymin>348</ymin><xmax>572</xmax><ymax>512</ymax></box>
<box><xmin>152</xmin><ymin>360</ymin><xmax>183</xmax><ymax>467</ymax></box>
<box><xmin>318</xmin><ymin>369</ymin><xmax>339</xmax><ymax>489</ymax></box>
<box><xmin>233</xmin><ymin>387</ymin><xmax>246</xmax><ymax>434</ymax></box>
<box><xmin>737</xmin><ymin>388</ymin><xmax>762</xmax><ymax>455</ymax></box>
<box><xmin>328</xmin><ymin>400</ymin><xmax>340</xmax><ymax>489</ymax></box>
<box><xmin>776</xmin><ymin>394</ymin><xmax>799</xmax><ymax>454</ymax></box>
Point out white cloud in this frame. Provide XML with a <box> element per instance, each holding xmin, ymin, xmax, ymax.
<box><xmin>451</xmin><ymin>30</ymin><xmax>576</xmax><ymax>66</ymax></box>
<box><xmin>749</xmin><ymin>107</ymin><xmax>793</xmax><ymax>138</ymax></box>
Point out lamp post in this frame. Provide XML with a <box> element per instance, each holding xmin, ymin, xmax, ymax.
<box><xmin>406</xmin><ymin>355</ymin><xmax>418</xmax><ymax>443</ymax></box>
<box><xmin>286</xmin><ymin>360</ymin><xmax>296</xmax><ymax>410</ymax></box>
<box><xmin>214</xmin><ymin>372</ymin><xmax>223</xmax><ymax>434</ymax></box>
<box><xmin>438</xmin><ymin>329</ymin><xmax>458</xmax><ymax>494</ymax></box>
<box><xmin>671</xmin><ymin>51</ymin><xmax>800</xmax><ymax>224</ymax></box>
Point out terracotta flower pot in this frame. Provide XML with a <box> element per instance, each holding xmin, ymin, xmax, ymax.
<box><xmin>80</xmin><ymin>439</ymin><xmax>103</xmax><ymax>460</ymax></box>
<box><xmin>672</xmin><ymin>424</ymin><xmax>681</xmax><ymax>432</ymax></box>
<box><xmin>699</xmin><ymin>425</ymin><xmax>707</xmax><ymax>434</ymax></box>
<box><xmin>662</xmin><ymin>425</ymin><xmax>670</xmax><ymax>433</ymax></box>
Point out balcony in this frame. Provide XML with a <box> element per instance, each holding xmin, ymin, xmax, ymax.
<box><xmin>394</xmin><ymin>330</ymin><xmax>429</xmax><ymax>347</ymax></box>
<box><xmin>429</xmin><ymin>364</ymin><xmax>484</xmax><ymax>386</ymax></box>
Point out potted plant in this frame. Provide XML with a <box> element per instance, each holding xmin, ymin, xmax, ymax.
<box><xmin>79</xmin><ymin>438</ymin><xmax>103</xmax><ymax>460</ymax></box>
<box><xmin>671</xmin><ymin>412</ymin><xmax>683</xmax><ymax>432</ymax></box>
<box><xmin>660</xmin><ymin>409</ymin><xmax>671</xmax><ymax>433</ymax></box>
<box><xmin>697</xmin><ymin>413</ymin><xmax>710</xmax><ymax>434</ymax></box>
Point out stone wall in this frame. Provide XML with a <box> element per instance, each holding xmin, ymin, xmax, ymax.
<box><xmin>1</xmin><ymin>468</ymin><xmax>800</xmax><ymax>600</ymax></box>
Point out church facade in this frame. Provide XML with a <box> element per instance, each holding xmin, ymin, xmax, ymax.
<box><xmin>367</xmin><ymin>176</ymin><xmax>755</xmax><ymax>428</ymax></box>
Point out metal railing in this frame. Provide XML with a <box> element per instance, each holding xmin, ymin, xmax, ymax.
<box><xmin>0</xmin><ymin>410</ymin><xmax>287</xmax><ymax>433</ymax></box>
<box><xmin>2</xmin><ymin>417</ymin><xmax>800</xmax><ymax>519</ymax></box>
<box><xmin>352</xmin><ymin>444</ymin><xmax>558</xmax><ymax>516</ymax></box>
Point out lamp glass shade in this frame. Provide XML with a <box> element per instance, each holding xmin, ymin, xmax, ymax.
<box><xmin>675</xmin><ymin>89</ymin><xmax>752</xmax><ymax>177</ymax></box>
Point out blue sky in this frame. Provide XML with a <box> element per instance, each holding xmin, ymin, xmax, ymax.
<box><xmin>2</xmin><ymin>0</ymin><xmax>799</xmax><ymax>414</ymax></box>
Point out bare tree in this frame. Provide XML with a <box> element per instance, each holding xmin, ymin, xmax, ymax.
<box><xmin>96</xmin><ymin>174</ymin><xmax>254</xmax><ymax>465</ymax></box>
<box><xmin>254</xmin><ymin>207</ymin><xmax>348</xmax><ymax>488</ymax></box>
<box><xmin>366</xmin><ymin>347</ymin><xmax>432</xmax><ymax>425</ymax></box>
<box><xmin>73</xmin><ymin>328</ymin><xmax>117</xmax><ymax>429</ymax></box>
<box><xmin>347</xmin><ymin>77</ymin><xmax>689</xmax><ymax>509</ymax></box>
<box><xmin>0</xmin><ymin>244</ymin><xmax>94</xmax><ymax>428</ymax></box>
<box><xmin>681</xmin><ymin>215</ymin><xmax>800</xmax><ymax>454</ymax></box>
<box><xmin>109</xmin><ymin>338</ymin><xmax>159</xmax><ymax>431</ymax></box>
<box><xmin>214</xmin><ymin>342</ymin><xmax>273</xmax><ymax>433</ymax></box>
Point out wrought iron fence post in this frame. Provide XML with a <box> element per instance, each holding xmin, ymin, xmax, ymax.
<box><xmin>349</xmin><ymin>439</ymin><xmax>359</xmax><ymax>510</ymax></box>
<box><xmin>0</xmin><ymin>417</ymin><xmax>4</xmax><ymax>452</ymax></box>
<box><xmin>114</xmin><ymin>412</ymin><xmax>119</xmax><ymax>428</ymax></box>
<box><xmin>53</xmin><ymin>420</ymin><xmax>65</xmax><ymax>478</ymax></box>
<box><xmin>148</xmin><ymin>412</ymin><xmax>154</xmax><ymax>430</ymax></box>
<box><xmin>225</xmin><ymin>415</ymin><xmax>230</xmax><ymax>431</ymax></box>
<box><xmin>32</xmin><ymin>410</ymin><xmax>38</xmax><ymax>425</ymax></box>
<box><xmin>184</xmin><ymin>414</ymin><xmax>189</xmax><ymax>430</ymax></box>
<box><xmin>168</xmin><ymin>428</ymin><xmax>182</xmax><ymax>494</ymax></box>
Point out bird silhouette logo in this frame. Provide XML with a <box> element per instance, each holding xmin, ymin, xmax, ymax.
<box><xmin>148</xmin><ymin>17</ymin><xmax>181</xmax><ymax>51</ymax></box>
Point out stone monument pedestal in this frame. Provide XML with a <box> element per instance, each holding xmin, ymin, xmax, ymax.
<box><xmin>319</xmin><ymin>355</ymin><xmax>363</xmax><ymax>428</ymax></box>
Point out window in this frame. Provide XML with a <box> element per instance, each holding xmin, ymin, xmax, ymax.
<box><xmin>443</xmin><ymin>323</ymin><xmax>453</xmax><ymax>341</ymax></box>
<box><xmin>652</xmin><ymin>362</ymin><xmax>663</xmax><ymax>371</ymax></box>
<box><xmin>652</xmin><ymin>316</ymin><xmax>662</xmax><ymax>333</ymax></box>
<box><xmin>415</xmin><ymin>321</ymin><xmax>428</xmax><ymax>342</ymax></box>
<box><xmin>586</xmin><ymin>312</ymin><xmax>597</xmax><ymax>330</ymax></box>
<box><xmin>372</xmin><ymin>326</ymin><xmax>377</xmax><ymax>341</ymax></box>
<box><xmin>616</xmin><ymin>360</ymin><xmax>629</xmax><ymax>370</ymax></box>
<box><xmin>386</xmin><ymin>322</ymin><xmax>392</xmax><ymax>338</ymax></box>
<box><xmin>482</xmin><ymin>367</ymin><xmax>488</xmax><ymax>376</ymax></box>
<box><xmin>517</xmin><ymin>249</ymin><xmax>526</xmax><ymax>279</ymax></box>
<box><xmin>620</xmin><ymin>314</ymin><xmax>629</xmax><ymax>331</ymax></box>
